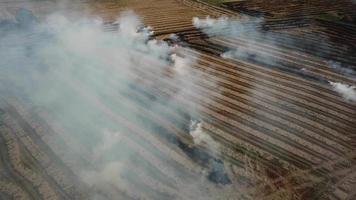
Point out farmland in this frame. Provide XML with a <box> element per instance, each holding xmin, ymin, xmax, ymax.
<box><xmin>0</xmin><ymin>0</ymin><xmax>355</xmax><ymax>199</ymax></box>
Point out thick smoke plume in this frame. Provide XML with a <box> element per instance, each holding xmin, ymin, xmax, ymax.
<box><xmin>192</xmin><ymin>16</ymin><xmax>272</xmax><ymax>64</ymax></box>
<box><xmin>330</xmin><ymin>82</ymin><xmax>356</xmax><ymax>102</ymax></box>
<box><xmin>189</xmin><ymin>120</ymin><xmax>219</xmax><ymax>155</ymax></box>
<box><xmin>192</xmin><ymin>15</ymin><xmax>356</xmax><ymax>84</ymax></box>
<box><xmin>0</xmin><ymin>8</ymin><xmax>236</xmax><ymax>199</ymax></box>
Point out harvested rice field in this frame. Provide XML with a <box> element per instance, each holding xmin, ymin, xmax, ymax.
<box><xmin>0</xmin><ymin>0</ymin><xmax>355</xmax><ymax>199</ymax></box>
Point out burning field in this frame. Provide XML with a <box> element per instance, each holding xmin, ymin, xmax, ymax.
<box><xmin>0</xmin><ymin>0</ymin><xmax>355</xmax><ymax>199</ymax></box>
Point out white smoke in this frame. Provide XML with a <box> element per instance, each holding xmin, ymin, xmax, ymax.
<box><xmin>327</xmin><ymin>60</ymin><xmax>355</xmax><ymax>76</ymax></box>
<box><xmin>92</xmin><ymin>130</ymin><xmax>123</xmax><ymax>161</ymax></box>
<box><xmin>192</xmin><ymin>15</ymin><xmax>262</xmax><ymax>37</ymax></box>
<box><xmin>192</xmin><ymin>16</ymin><xmax>276</xmax><ymax>65</ymax></box>
<box><xmin>82</xmin><ymin>161</ymin><xmax>124</xmax><ymax>188</ymax></box>
<box><xmin>80</xmin><ymin>130</ymin><xmax>132</xmax><ymax>199</ymax></box>
<box><xmin>330</xmin><ymin>82</ymin><xmax>356</xmax><ymax>102</ymax></box>
<box><xmin>0</xmin><ymin>8</ymin><xmax>236</xmax><ymax>199</ymax></box>
<box><xmin>192</xmin><ymin>16</ymin><xmax>229</xmax><ymax>29</ymax></box>
<box><xmin>170</xmin><ymin>53</ymin><xmax>195</xmax><ymax>75</ymax></box>
<box><xmin>189</xmin><ymin>120</ymin><xmax>219</xmax><ymax>155</ymax></box>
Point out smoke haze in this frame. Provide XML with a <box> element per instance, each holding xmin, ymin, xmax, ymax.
<box><xmin>192</xmin><ymin>16</ymin><xmax>274</xmax><ymax>64</ymax></box>
<box><xmin>192</xmin><ymin>15</ymin><xmax>356</xmax><ymax>102</ymax></box>
<box><xmin>0</xmin><ymin>9</ymin><xmax>235</xmax><ymax>199</ymax></box>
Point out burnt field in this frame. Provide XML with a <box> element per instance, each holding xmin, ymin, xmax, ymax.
<box><xmin>0</xmin><ymin>0</ymin><xmax>356</xmax><ymax>200</ymax></box>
